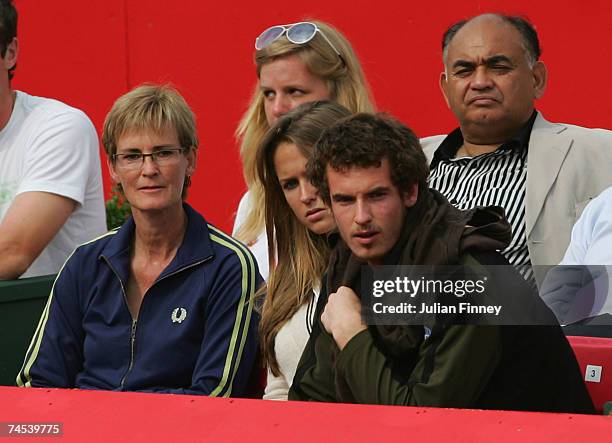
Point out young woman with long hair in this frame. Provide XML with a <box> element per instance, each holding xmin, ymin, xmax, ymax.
<box><xmin>256</xmin><ymin>101</ymin><xmax>351</xmax><ymax>399</ymax></box>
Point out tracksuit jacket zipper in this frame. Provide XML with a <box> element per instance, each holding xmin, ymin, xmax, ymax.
<box><xmin>102</xmin><ymin>256</ymin><xmax>212</xmax><ymax>389</ymax></box>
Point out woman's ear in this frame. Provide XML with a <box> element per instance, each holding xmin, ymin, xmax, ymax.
<box><xmin>107</xmin><ymin>156</ymin><xmax>120</xmax><ymax>184</ymax></box>
<box><xmin>186</xmin><ymin>146</ymin><xmax>197</xmax><ymax>177</ymax></box>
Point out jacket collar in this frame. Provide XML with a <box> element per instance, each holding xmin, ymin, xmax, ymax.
<box><xmin>99</xmin><ymin>203</ymin><xmax>214</xmax><ymax>284</ymax></box>
<box><xmin>431</xmin><ymin>110</ymin><xmax>537</xmax><ymax>169</ymax></box>
<box><xmin>525</xmin><ymin>112</ymin><xmax>570</xmax><ymax>237</ymax></box>
<box><xmin>327</xmin><ymin>188</ymin><xmax>511</xmax><ymax>293</ymax></box>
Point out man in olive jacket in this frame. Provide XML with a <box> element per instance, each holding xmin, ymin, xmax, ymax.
<box><xmin>289</xmin><ymin>112</ymin><xmax>593</xmax><ymax>413</ymax></box>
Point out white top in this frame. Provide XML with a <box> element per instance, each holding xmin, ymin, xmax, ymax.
<box><xmin>233</xmin><ymin>190</ymin><xmax>270</xmax><ymax>281</ymax></box>
<box><xmin>562</xmin><ymin>186</ymin><xmax>612</xmax><ymax>319</ymax></box>
<box><xmin>0</xmin><ymin>91</ymin><xmax>107</xmax><ymax>277</ymax></box>
<box><xmin>263</xmin><ymin>284</ymin><xmax>320</xmax><ymax>400</ymax></box>
<box><xmin>562</xmin><ymin>186</ymin><xmax>612</xmax><ymax>266</ymax></box>
<box><xmin>541</xmin><ymin>186</ymin><xmax>612</xmax><ymax>323</ymax></box>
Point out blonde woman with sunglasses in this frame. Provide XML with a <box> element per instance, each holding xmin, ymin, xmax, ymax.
<box><xmin>256</xmin><ymin>101</ymin><xmax>351</xmax><ymax>400</ymax></box>
<box><xmin>233</xmin><ymin>20</ymin><xmax>375</xmax><ymax>280</ymax></box>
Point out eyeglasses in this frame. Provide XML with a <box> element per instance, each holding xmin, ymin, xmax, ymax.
<box><xmin>255</xmin><ymin>22</ymin><xmax>342</xmax><ymax>59</ymax></box>
<box><xmin>113</xmin><ymin>148</ymin><xmax>185</xmax><ymax>170</ymax></box>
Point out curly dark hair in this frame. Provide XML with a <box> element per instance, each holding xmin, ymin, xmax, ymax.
<box><xmin>0</xmin><ymin>0</ymin><xmax>17</xmax><ymax>80</ymax></box>
<box><xmin>308</xmin><ymin>112</ymin><xmax>429</xmax><ymax>205</ymax></box>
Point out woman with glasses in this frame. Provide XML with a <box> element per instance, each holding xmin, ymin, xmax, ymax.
<box><xmin>233</xmin><ymin>20</ymin><xmax>375</xmax><ymax>280</ymax></box>
<box><xmin>257</xmin><ymin>101</ymin><xmax>351</xmax><ymax>400</ymax></box>
<box><xmin>18</xmin><ymin>84</ymin><xmax>261</xmax><ymax>396</ymax></box>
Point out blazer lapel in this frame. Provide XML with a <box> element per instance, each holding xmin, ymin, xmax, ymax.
<box><xmin>526</xmin><ymin>113</ymin><xmax>572</xmax><ymax>237</ymax></box>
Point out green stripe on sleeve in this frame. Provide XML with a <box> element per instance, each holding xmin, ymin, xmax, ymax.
<box><xmin>208</xmin><ymin>226</ymin><xmax>256</xmax><ymax>397</ymax></box>
<box><xmin>16</xmin><ymin>230</ymin><xmax>117</xmax><ymax>387</ymax></box>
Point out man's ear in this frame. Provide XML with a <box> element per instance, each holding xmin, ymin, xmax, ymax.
<box><xmin>2</xmin><ymin>37</ymin><xmax>18</xmax><ymax>71</ymax></box>
<box><xmin>439</xmin><ymin>70</ymin><xmax>451</xmax><ymax>108</ymax></box>
<box><xmin>403</xmin><ymin>183</ymin><xmax>419</xmax><ymax>208</ymax></box>
<box><xmin>532</xmin><ymin>60</ymin><xmax>547</xmax><ymax>100</ymax></box>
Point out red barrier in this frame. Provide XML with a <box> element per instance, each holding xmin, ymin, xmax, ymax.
<box><xmin>1</xmin><ymin>386</ymin><xmax>610</xmax><ymax>442</ymax></box>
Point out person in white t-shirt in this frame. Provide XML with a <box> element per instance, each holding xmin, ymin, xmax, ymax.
<box><xmin>540</xmin><ymin>187</ymin><xmax>612</xmax><ymax>328</ymax></box>
<box><xmin>562</xmin><ymin>187</ymin><xmax>612</xmax><ymax>267</ymax></box>
<box><xmin>232</xmin><ymin>20</ymin><xmax>376</xmax><ymax>281</ymax></box>
<box><xmin>0</xmin><ymin>0</ymin><xmax>106</xmax><ymax>279</ymax></box>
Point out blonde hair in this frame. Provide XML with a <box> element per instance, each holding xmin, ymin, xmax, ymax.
<box><xmin>102</xmin><ymin>83</ymin><xmax>198</xmax><ymax>198</ymax></box>
<box><xmin>256</xmin><ymin>101</ymin><xmax>352</xmax><ymax>375</ymax></box>
<box><xmin>103</xmin><ymin>83</ymin><xmax>198</xmax><ymax>157</ymax></box>
<box><xmin>235</xmin><ymin>20</ymin><xmax>375</xmax><ymax>245</ymax></box>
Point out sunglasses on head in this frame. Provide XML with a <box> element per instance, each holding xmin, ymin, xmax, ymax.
<box><xmin>255</xmin><ymin>21</ymin><xmax>343</xmax><ymax>59</ymax></box>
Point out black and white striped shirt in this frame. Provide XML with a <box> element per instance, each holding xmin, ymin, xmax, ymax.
<box><xmin>428</xmin><ymin>113</ymin><xmax>537</xmax><ymax>270</ymax></box>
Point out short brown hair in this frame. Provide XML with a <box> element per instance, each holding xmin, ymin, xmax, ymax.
<box><xmin>102</xmin><ymin>83</ymin><xmax>198</xmax><ymax>198</ymax></box>
<box><xmin>102</xmin><ymin>83</ymin><xmax>198</xmax><ymax>158</ymax></box>
<box><xmin>308</xmin><ymin>112</ymin><xmax>429</xmax><ymax>205</ymax></box>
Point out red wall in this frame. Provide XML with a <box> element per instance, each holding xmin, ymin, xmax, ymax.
<box><xmin>11</xmin><ymin>0</ymin><xmax>612</xmax><ymax>233</ymax></box>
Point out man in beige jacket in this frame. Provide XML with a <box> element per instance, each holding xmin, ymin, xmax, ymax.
<box><xmin>422</xmin><ymin>13</ymin><xmax>612</xmax><ymax>287</ymax></box>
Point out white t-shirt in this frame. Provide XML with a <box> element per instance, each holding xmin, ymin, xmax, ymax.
<box><xmin>541</xmin><ymin>187</ymin><xmax>612</xmax><ymax>323</ymax></box>
<box><xmin>562</xmin><ymin>186</ymin><xmax>612</xmax><ymax>266</ymax></box>
<box><xmin>0</xmin><ymin>91</ymin><xmax>107</xmax><ymax>277</ymax></box>
<box><xmin>233</xmin><ymin>190</ymin><xmax>270</xmax><ymax>281</ymax></box>
<box><xmin>558</xmin><ymin>186</ymin><xmax>612</xmax><ymax>320</ymax></box>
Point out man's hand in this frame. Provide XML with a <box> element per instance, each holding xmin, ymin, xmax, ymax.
<box><xmin>0</xmin><ymin>191</ymin><xmax>76</xmax><ymax>279</ymax></box>
<box><xmin>321</xmin><ymin>286</ymin><xmax>367</xmax><ymax>350</ymax></box>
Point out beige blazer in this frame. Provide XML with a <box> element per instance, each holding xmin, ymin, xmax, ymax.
<box><xmin>421</xmin><ymin>113</ymin><xmax>612</xmax><ymax>284</ymax></box>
